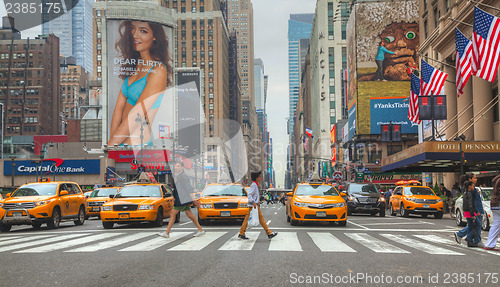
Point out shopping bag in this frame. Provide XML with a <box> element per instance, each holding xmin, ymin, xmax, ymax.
<box><xmin>247</xmin><ymin>207</ymin><xmax>259</xmax><ymax>229</ymax></box>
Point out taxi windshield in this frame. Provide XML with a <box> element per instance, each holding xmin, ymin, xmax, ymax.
<box><xmin>203</xmin><ymin>185</ymin><xmax>247</xmax><ymax>196</ymax></box>
<box><xmin>295</xmin><ymin>185</ymin><xmax>339</xmax><ymax>196</ymax></box>
<box><xmin>91</xmin><ymin>188</ymin><xmax>119</xmax><ymax>198</ymax></box>
<box><xmin>349</xmin><ymin>184</ymin><xmax>378</xmax><ymax>194</ymax></box>
<box><xmin>12</xmin><ymin>184</ymin><xmax>58</xmax><ymax>196</ymax></box>
<box><xmin>115</xmin><ymin>185</ymin><xmax>161</xmax><ymax>198</ymax></box>
<box><xmin>404</xmin><ymin>187</ymin><xmax>436</xmax><ymax>196</ymax></box>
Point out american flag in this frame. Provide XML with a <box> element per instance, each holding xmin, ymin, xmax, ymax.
<box><xmin>303</xmin><ymin>137</ymin><xmax>309</xmax><ymax>152</ymax></box>
<box><xmin>420</xmin><ymin>59</ymin><xmax>448</xmax><ymax>96</ymax></box>
<box><xmin>455</xmin><ymin>28</ymin><xmax>473</xmax><ymax>97</ymax></box>
<box><xmin>408</xmin><ymin>73</ymin><xmax>421</xmax><ymax>124</ymax></box>
<box><xmin>472</xmin><ymin>6</ymin><xmax>500</xmax><ymax>83</ymax></box>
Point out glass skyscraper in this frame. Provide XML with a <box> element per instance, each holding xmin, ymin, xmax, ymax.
<box><xmin>288</xmin><ymin>14</ymin><xmax>313</xmax><ymax>132</ymax></box>
<box><xmin>42</xmin><ymin>0</ymin><xmax>94</xmax><ymax>74</ymax></box>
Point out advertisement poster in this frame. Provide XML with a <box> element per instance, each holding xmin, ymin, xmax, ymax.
<box><xmin>176</xmin><ymin>70</ymin><xmax>202</xmax><ymax>158</ymax></box>
<box><xmin>106</xmin><ymin>19</ymin><xmax>174</xmax><ymax>148</ymax></box>
<box><xmin>348</xmin><ymin>103</ymin><xmax>356</xmax><ymax>140</ymax></box>
<box><xmin>348</xmin><ymin>0</ymin><xmax>419</xmax><ymax>135</ymax></box>
<box><xmin>370</xmin><ymin>97</ymin><xmax>418</xmax><ymax>134</ymax></box>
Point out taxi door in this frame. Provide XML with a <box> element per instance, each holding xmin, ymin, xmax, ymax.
<box><xmin>71</xmin><ymin>184</ymin><xmax>86</xmax><ymax>215</ymax></box>
<box><xmin>392</xmin><ymin>187</ymin><xmax>403</xmax><ymax>211</ymax></box>
<box><xmin>58</xmin><ymin>183</ymin><xmax>73</xmax><ymax>217</ymax></box>
<box><xmin>161</xmin><ymin>185</ymin><xmax>174</xmax><ymax>218</ymax></box>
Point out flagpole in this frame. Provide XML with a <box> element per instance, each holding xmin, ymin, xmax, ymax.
<box><xmin>468</xmin><ymin>0</ymin><xmax>500</xmax><ymax>12</ymax></box>
<box><xmin>448</xmin><ymin>17</ymin><xmax>473</xmax><ymax>28</ymax></box>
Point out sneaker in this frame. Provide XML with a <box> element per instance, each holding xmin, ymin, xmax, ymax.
<box><xmin>477</xmin><ymin>242</ymin><xmax>485</xmax><ymax>248</ymax></box>
<box><xmin>267</xmin><ymin>232</ymin><xmax>278</xmax><ymax>239</ymax></box>
<box><xmin>454</xmin><ymin>232</ymin><xmax>462</xmax><ymax>244</ymax></box>
<box><xmin>157</xmin><ymin>231</ymin><xmax>169</xmax><ymax>238</ymax></box>
<box><xmin>193</xmin><ymin>230</ymin><xmax>206</xmax><ymax>237</ymax></box>
<box><xmin>238</xmin><ymin>234</ymin><xmax>249</xmax><ymax>240</ymax></box>
<box><xmin>484</xmin><ymin>247</ymin><xmax>500</xmax><ymax>251</ymax></box>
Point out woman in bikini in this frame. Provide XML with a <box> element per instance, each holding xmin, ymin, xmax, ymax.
<box><xmin>108</xmin><ymin>20</ymin><xmax>172</xmax><ymax>146</ymax></box>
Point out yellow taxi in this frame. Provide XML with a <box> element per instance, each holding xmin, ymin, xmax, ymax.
<box><xmin>286</xmin><ymin>182</ymin><xmax>348</xmax><ymax>226</ymax></box>
<box><xmin>0</xmin><ymin>179</ymin><xmax>87</xmax><ymax>232</ymax></box>
<box><xmin>197</xmin><ymin>183</ymin><xmax>249</xmax><ymax>224</ymax></box>
<box><xmin>389</xmin><ymin>180</ymin><xmax>444</xmax><ymax>218</ymax></box>
<box><xmin>86</xmin><ymin>185</ymin><xmax>121</xmax><ymax>219</ymax></box>
<box><xmin>100</xmin><ymin>182</ymin><xmax>177</xmax><ymax>229</ymax></box>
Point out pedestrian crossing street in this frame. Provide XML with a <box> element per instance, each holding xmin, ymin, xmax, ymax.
<box><xmin>1</xmin><ymin>231</ymin><xmax>498</xmax><ymax>255</ymax></box>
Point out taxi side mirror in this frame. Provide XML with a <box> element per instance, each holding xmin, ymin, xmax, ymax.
<box><xmin>164</xmin><ymin>193</ymin><xmax>172</xmax><ymax>198</ymax></box>
<box><xmin>60</xmin><ymin>190</ymin><xmax>69</xmax><ymax>196</ymax></box>
<box><xmin>340</xmin><ymin>192</ymin><xmax>347</xmax><ymax>197</ymax></box>
<box><xmin>109</xmin><ymin>194</ymin><xmax>115</xmax><ymax>199</ymax></box>
<box><xmin>286</xmin><ymin>192</ymin><xmax>293</xmax><ymax>197</ymax></box>
<box><xmin>6</xmin><ymin>193</ymin><xmax>11</xmax><ymax>197</ymax></box>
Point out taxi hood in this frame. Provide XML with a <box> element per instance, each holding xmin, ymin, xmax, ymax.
<box><xmin>199</xmin><ymin>196</ymin><xmax>248</xmax><ymax>204</ymax></box>
<box><xmin>104</xmin><ymin>198</ymin><xmax>160</xmax><ymax>205</ymax></box>
<box><xmin>294</xmin><ymin>195</ymin><xmax>343</xmax><ymax>204</ymax></box>
<box><xmin>3</xmin><ymin>195</ymin><xmax>58</xmax><ymax>203</ymax></box>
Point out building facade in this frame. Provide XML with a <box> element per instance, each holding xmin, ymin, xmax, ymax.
<box><xmin>60</xmin><ymin>57</ymin><xmax>90</xmax><ymax>121</ymax></box>
<box><xmin>42</xmin><ymin>0</ymin><xmax>94</xmax><ymax>75</ymax></box>
<box><xmin>0</xmin><ymin>30</ymin><xmax>61</xmax><ymax>138</ymax></box>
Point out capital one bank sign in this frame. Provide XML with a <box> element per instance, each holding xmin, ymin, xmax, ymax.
<box><xmin>4</xmin><ymin>159</ymin><xmax>101</xmax><ymax>176</ymax></box>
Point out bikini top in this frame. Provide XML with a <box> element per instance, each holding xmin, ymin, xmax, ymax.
<box><xmin>121</xmin><ymin>65</ymin><xmax>164</xmax><ymax>108</ymax></box>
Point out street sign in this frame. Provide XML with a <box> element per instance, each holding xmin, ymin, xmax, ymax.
<box><xmin>333</xmin><ymin>171</ymin><xmax>343</xmax><ymax>181</ymax></box>
<box><xmin>356</xmin><ymin>172</ymin><xmax>364</xmax><ymax>181</ymax></box>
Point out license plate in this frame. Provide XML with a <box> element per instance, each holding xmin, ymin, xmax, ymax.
<box><xmin>92</xmin><ymin>207</ymin><xmax>100</xmax><ymax>212</ymax></box>
<box><xmin>221</xmin><ymin>211</ymin><xmax>231</xmax><ymax>217</ymax></box>
<box><xmin>13</xmin><ymin>212</ymin><xmax>22</xmax><ymax>217</ymax></box>
<box><xmin>365</xmin><ymin>205</ymin><xmax>372</xmax><ymax>209</ymax></box>
<box><xmin>119</xmin><ymin>213</ymin><xmax>129</xmax><ymax>219</ymax></box>
<box><xmin>423</xmin><ymin>205</ymin><xmax>430</xmax><ymax>208</ymax></box>
<box><xmin>316</xmin><ymin>211</ymin><xmax>327</xmax><ymax>218</ymax></box>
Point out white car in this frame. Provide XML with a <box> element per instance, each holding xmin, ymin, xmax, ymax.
<box><xmin>455</xmin><ymin>187</ymin><xmax>493</xmax><ymax>231</ymax></box>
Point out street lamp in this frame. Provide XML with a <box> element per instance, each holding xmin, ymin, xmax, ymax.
<box><xmin>135</xmin><ymin>113</ymin><xmax>148</xmax><ymax>174</ymax></box>
<box><xmin>32</xmin><ymin>141</ymin><xmax>53</xmax><ymax>181</ymax></box>
<box><xmin>9</xmin><ymin>156</ymin><xmax>16</xmax><ymax>187</ymax></box>
<box><xmin>454</xmin><ymin>134</ymin><xmax>467</xmax><ymax>175</ymax></box>
<box><xmin>0</xmin><ymin>102</ymin><xmax>4</xmax><ymax>159</ymax></box>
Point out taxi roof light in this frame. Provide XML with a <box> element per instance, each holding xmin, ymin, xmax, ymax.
<box><xmin>39</xmin><ymin>178</ymin><xmax>51</xmax><ymax>182</ymax></box>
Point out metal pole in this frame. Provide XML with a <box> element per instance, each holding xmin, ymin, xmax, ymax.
<box><xmin>10</xmin><ymin>157</ymin><xmax>15</xmax><ymax>186</ymax></box>
<box><xmin>21</xmin><ymin>37</ymin><xmax>29</xmax><ymax>136</ymax></box>
<box><xmin>53</xmin><ymin>162</ymin><xmax>56</xmax><ymax>181</ymax></box>
<box><xmin>1</xmin><ymin>102</ymin><xmax>4</xmax><ymax>159</ymax></box>
<box><xmin>460</xmin><ymin>142</ymin><xmax>465</xmax><ymax>175</ymax></box>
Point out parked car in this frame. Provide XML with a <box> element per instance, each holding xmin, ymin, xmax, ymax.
<box><xmin>197</xmin><ymin>183</ymin><xmax>249</xmax><ymax>224</ymax></box>
<box><xmin>345</xmin><ymin>183</ymin><xmax>386</xmax><ymax>217</ymax></box>
<box><xmin>286</xmin><ymin>183</ymin><xmax>347</xmax><ymax>226</ymax></box>
<box><xmin>0</xmin><ymin>179</ymin><xmax>86</xmax><ymax>232</ymax></box>
<box><xmin>389</xmin><ymin>181</ymin><xmax>444</xmax><ymax>218</ymax></box>
<box><xmin>454</xmin><ymin>187</ymin><xmax>493</xmax><ymax>231</ymax></box>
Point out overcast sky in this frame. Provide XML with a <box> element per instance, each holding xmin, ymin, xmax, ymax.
<box><xmin>253</xmin><ymin>0</ymin><xmax>316</xmax><ymax>188</ymax></box>
<box><xmin>0</xmin><ymin>0</ymin><xmax>317</xmax><ymax>188</ymax></box>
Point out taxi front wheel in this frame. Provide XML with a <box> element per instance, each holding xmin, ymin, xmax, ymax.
<box><xmin>47</xmin><ymin>208</ymin><xmax>61</xmax><ymax>229</ymax></box>
<box><xmin>338</xmin><ymin>220</ymin><xmax>347</xmax><ymax>227</ymax></box>
<box><xmin>0</xmin><ymin>223</ymin><xmax>11</xmax><ymax>232</ymax></box>
<box><xmin>74</xmin><ymin>206</ymin><xmax>85</xmax><ymax>226</ymax></box>
<box><xmin>103</xmin><ymin>222</ymin><xmax>114</xmax><ymax>229</ymax></box>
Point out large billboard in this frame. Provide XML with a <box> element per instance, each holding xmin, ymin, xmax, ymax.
<box><xmin>177</xmin><ymin>70</ymin><xmax>202</xmax><ymax>158</ymax></box>
<box><xmin>347</xmin><ymin>0</ymin><xmax>419</xmax><ymax>136</ymax></box>
<box><xmin>106</xmin><ymin>19</ymin><xmax>174</xmax><ymax>148</ymax></box>
<box><xmin>370</xmin><ymin>97</ymin><xmax>418</xmax><ymax>134</ymax></box>
<box><xmin>4</xmin><ymin>159</ymin><xmax>100</xmax><ymax>176</ymax></box>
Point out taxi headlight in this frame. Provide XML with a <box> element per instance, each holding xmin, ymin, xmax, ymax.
<box><xmin>138</xmin><ymin>205</ymin><xmax>155</xmax><ymax>210</ymax></box>
<box><xmin>35</xmin><ymin>200</ymin><xmax>49</xmax><ymax>206</ymax></box>
<box><xmin>294</xmin><ymin>202</ymin><xmax>306</xmax><ymax>207</ymax></box>
<box><xmin>332</xmin><ymin>202</ymin><xmax>346</xmax><ymax>208</ymax></box>
<box><xmin>238</xmin><ymin>203</ymin><xmax>248</xmax><ymax>208</ymax></box>
<box><xmin>436</xmin><ymin>199</ymin><xmax>443</xmax><ymax>203</ymax></box>
<box><xmin>200</xmin><ymin>204</ymin><xmax>213</xmax><ymax>209</ymax></box>
<box><xmin>406</xmin><ymin>198</ymin><xmax>416</xmax><ymax>202</ymax></box>
<box><xmin>101</xmin><ymin>206</ymin><xmax>112</xmax><ymax>211</ymax></box>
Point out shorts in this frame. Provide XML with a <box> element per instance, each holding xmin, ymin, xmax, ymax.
<box><xmin>173</xmin><ymin>205</ymin><xmax>191</xmax><ymax>212</ymax></box>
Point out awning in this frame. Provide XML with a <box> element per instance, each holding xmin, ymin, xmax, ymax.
<box><xmin>382</xmin><ymin>141</ymin><xmax>500</xmax><ymax>173</ymax></box>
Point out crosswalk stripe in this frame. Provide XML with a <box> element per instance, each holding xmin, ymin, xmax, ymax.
<box><xmin>345</xmin><ymin>233</ymin><xmax>410</xmax><ymax>253</ymax></box>
<box><xmin>0</xmin><ymin>235</ymin><xmax>52</xmax><ymax>247</ymax></box>
<box><xmin>0</xmin><ymin>234</ymin><xmax>89</xmax><ymax>253</ymax></box>
<box><xmin>119</xmin><ymin>232</ymin><xmax>192</xmax><ymax>252</ymax></box>
<box><xmin>309</xmin><ymin>232</ymin><xmax>356</xmax><ymax>252</ymax></box>
<box><xmin>15</xmin><ymin>233</ymin><xmax>122</xmax><ymax>253</ymax></box>
<box><xmin>269</xmin><ymin>232</ymin><xmax>302</xmax><ymax>251</ymax></box>
<box><xmin>168</xmin><ymin>232</ymin><xmax>226</xmax><ymax>251</ymax></box>
<box><xmin>414</xmin><ymin>234</ymin><xmax>456</xmax><ymax>245</ymax></box>
<box><xmin>381</xmin><ymin>234</ymin><xmax>463</xmax><ymax>255</ymax></box>
<box><xmin>219</xmin><ymin>232</ymin><xmax>260</xmax><ymax>251</ymax></box>
<box><xmin>66</xmin><ymin>232</ymin><xmax>156</xmax><ymax>252</ymax></box>
<box><xmin>0</xmin><ymin>236</ymin><xmax>21</xmax><ymax>242</ymax></box>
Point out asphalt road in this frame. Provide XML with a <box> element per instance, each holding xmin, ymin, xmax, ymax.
<box><xmin>1</xmin><ymin>204</ymin><xmax>499</xmax><ymax>287</ymax></box>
